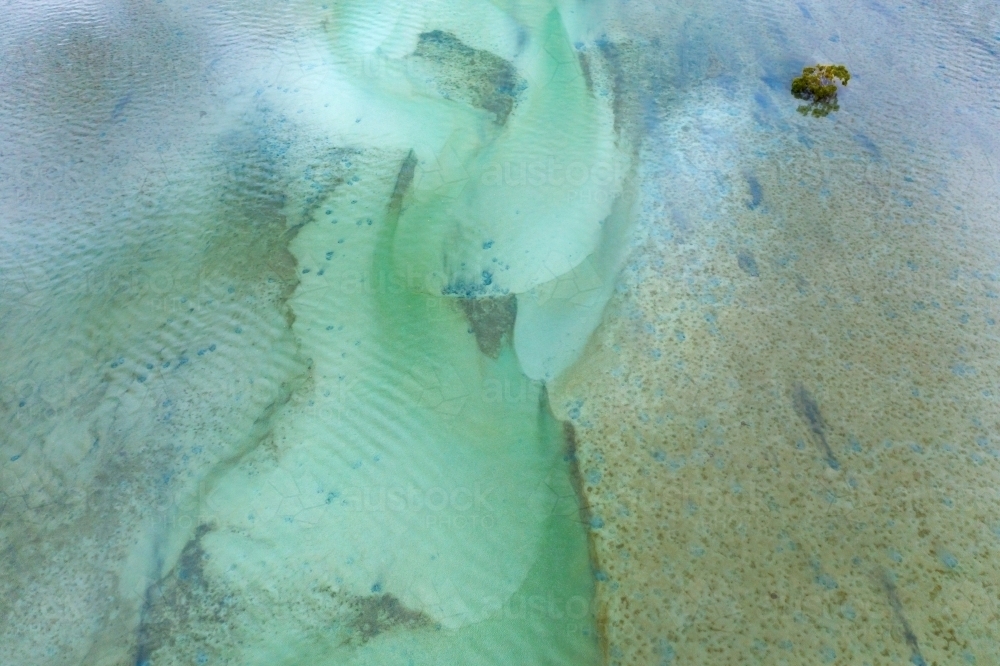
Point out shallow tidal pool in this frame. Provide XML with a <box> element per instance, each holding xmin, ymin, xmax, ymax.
<box><xmin>2</xmin><ymin>0</ymin><xmax>999</xmax><ymax>664</ymax></box>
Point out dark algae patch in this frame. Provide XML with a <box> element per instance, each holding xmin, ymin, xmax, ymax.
<box><xmin>560</xmin><ymin>419</ymin><xmax>607</xmax><ymax>658</ymax></box>
<box><xmin>211</xmin><ymin>125</ymin><xmax>356</xmax><ymax>312</ymax></box>
<box><xmin>343</xmin><ymin>593</ymin><xmax>433</xmax><ymax>645</ymax></box>
<box><xmin>412</xmin><ymin>30</ymin><xmax>525</xmax><ymax>125</ymax></box>
<box><xmin>458</xmin><ymin>294</ymin><xmax>517</xmax><ymax>358</ymax></box>
<box><xmin>562</xmin><ymin>420</ymin><xmax>595</xmax><ymax>532</ymax></box>
<box><xmin>387</xmin><ymin>150</ymin><xmax>417</xmax><ymax>217</ymax></box>
<box><xmin>134</xmin><ymin>525</ymin><xmax>243</xmax><ymax>666</ymax></box>
<box><xmin>792</xmin><ymin>384</ymin><xmax>840</xmax><ymax>469</ymax></box>
<box><xmin>136</xmin><ymin>526</ymin><xmax>433</xmax><ymax>661</ymax></box>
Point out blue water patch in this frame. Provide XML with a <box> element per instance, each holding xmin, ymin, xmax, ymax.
<box><xmin>111</xmin><ymin>92</ymin><xmax>132</xmax><ymax>122</ymax></box>
<box><xmin>758</xmin><ymin>53</ymin><xmax>806</xmax><ymax>96</ymax></box>
<box><xmin>815</xmin><ymin>573</ymin><xmax>838</xmax><ymax>590</ymax></box>
<box><xmin>866</xmin><ymin>0</ymin><xmax>897</xmax><ymax>18</ymax></box>
<box><xmin>951</xmin><ymin>363</ymin><xmax>976</xmax><ymax>377</ymax></box>
<box><xmin>754</xmin><ymin>90</ymin><xmax>778</xmax><ymax>116</ymax></box>
<box><xmin>656</xmin><ymin>639</ymin><xmax>676</xmax><ymax>664</ymax></box>
<box><xmin>853</xmin><ymin>133</ymin><xmax>882</xmax><ymax>160</ymax></box>
<box><xmin>745</xmin><ymin>174</ymin><xmax>763</xmax><ymax>209</ymax></box>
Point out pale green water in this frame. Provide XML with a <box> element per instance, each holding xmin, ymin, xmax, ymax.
<box><xmin>1</xmin><ymin>1</ymin><xmax>614</xmax><ymax>663</ymax></box>
<box><xmin>2</xmin><ymin>0</ymin><xmax>999</xmax><ymax>664</ymax></box>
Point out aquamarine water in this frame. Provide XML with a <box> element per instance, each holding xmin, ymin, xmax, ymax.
<box><xmin>2</xmin><ymin>0</ymin><xmax>999</xmax><ymax>664</ymax></box>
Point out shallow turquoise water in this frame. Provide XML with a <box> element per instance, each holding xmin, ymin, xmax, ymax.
<box><xmin>2</xmin><ymin>0</ymin><xmax>999</xmax><ymax>664</ymax></box>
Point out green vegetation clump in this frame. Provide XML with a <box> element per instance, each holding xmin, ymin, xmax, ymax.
<box><xmin>791</xmin><ymin>64</ymin><xmax>850</xmax><ymax>117</ymax></box>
